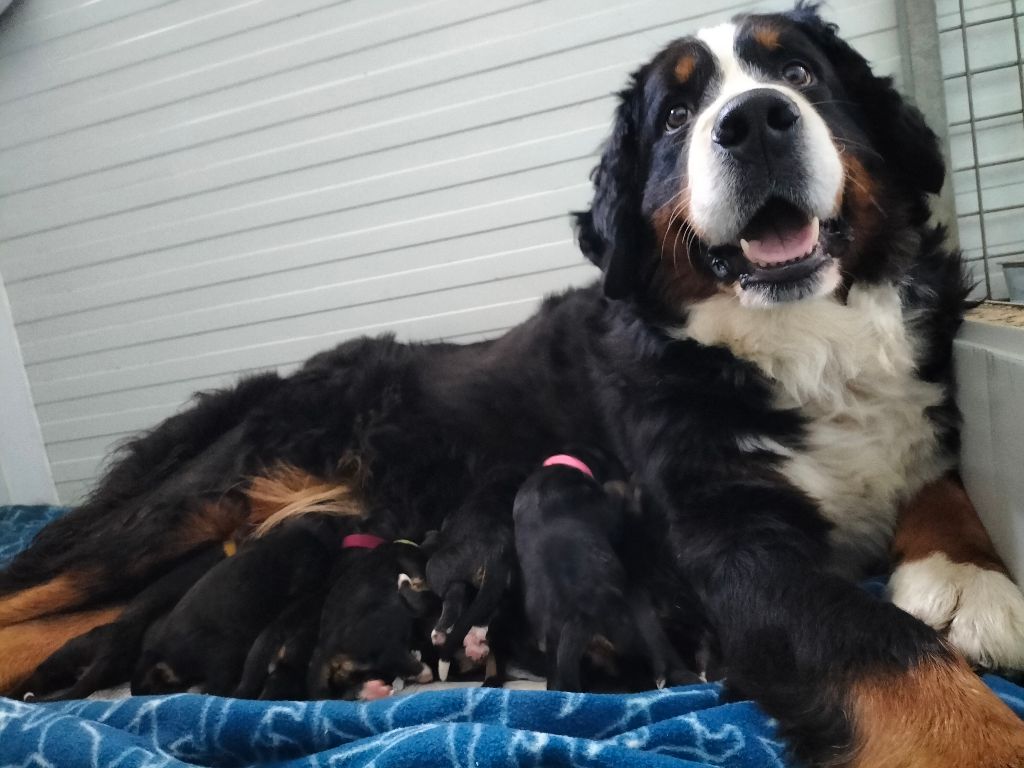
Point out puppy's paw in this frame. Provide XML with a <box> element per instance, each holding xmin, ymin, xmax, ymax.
<box><xmin>414</xmin><ymin>663</ymin><xmax>433</xmax><ymax>684</ymax></box>
<box><xmin>890</xmin><ymin>553</ymin><xmax>1024</xmax><ymax>671</ymax></box>
<box><xmin>358</xmin><ymin>679</ymin><xmax>393</xmax><ymax>701</ymax></box>
<box><xmin>463</xmin><ymin>626</ymin><xmax>490</xmax><ymax>662</ymax></box>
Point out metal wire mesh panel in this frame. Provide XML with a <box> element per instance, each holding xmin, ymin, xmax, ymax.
<box><xmin>937</xmin><ymin>0</ymin><xmax>1024</xmax><ymax>301</ymax></box>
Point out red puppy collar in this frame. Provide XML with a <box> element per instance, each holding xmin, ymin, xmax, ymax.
<box><xmin>342</xmin><ymin>533</ymin><xmax>387</xmax><ymax>550</ymax></box>
<box><xmin>542</xmin><ymin>454</ymin><xmax>594</xmax><ymax>479</ymax></box>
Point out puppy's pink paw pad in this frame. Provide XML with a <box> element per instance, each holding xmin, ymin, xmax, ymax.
<box><xmin>359</xmin><ymin>679</ymin><xmax>393</xmax><ymax>700</ymax></box>
<box><xmin>463</xmin><ymin>626</ymin><xmax>490</xmax><ymax>661</ymax></box>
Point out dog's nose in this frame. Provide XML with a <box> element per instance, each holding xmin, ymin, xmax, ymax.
<box><xmin>712</xmin><ymin>89</ymin><xmax>801</xmax><ymax>161</ymax></box>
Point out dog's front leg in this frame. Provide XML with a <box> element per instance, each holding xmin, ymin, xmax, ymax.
<box><xmin>678</xmin><ymin>503</ymin><xmax>1024</xmax><ymax>767</ymax></box>
<box><xmin>890</xmin><ymin>474</ymin><xmax>1024</xmax><ymax>674</ymax></box>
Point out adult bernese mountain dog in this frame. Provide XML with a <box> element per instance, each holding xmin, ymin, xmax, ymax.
<box><xmin>2</xmin><ymin>4</ymin><xmax>1023</xmax><ymax>765</ymax></box>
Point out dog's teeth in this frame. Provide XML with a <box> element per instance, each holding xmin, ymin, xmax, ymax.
<box><xmin>438</xmin><ymin>659</ymin><xmax>450</xmax><ymax>682</ymax></box>
<box><xmin>810</xmin><ymin>216</ymin><xmax>820</xmax><ymax>243</ymax></box>
<box><xmin>739</xmin><ymin>238</ymin><xmax>750</xmax><ymax>256</ymax></box>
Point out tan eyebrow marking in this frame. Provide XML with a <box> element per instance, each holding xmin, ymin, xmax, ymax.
<box><xmin>674</xmin><ymin>54</ymin><xmax>697</xmax><ymax>82</ymax></box>
<box><xmin>753</xmin><ymin>25</ymin><xmax>781</xmax><ymax>50</ymax></box>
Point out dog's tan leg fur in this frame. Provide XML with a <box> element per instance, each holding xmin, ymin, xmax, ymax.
<box><xmin>893</xmin><ymin>477</ymin><xmax>1008</xmax><ymax>573</ymax></box>
<box><xmin>848</xmin><ymin>656</ymin><xmax>1024</xmax><ymax>767</ymax></box>
<box><xmin>0</xmin><ymin>573</ymin><xmax>91</xmax><ymax>628</ymax></box>
<box><xmin>0</xmin><ymin>606</ymin><xmax>123</xmax><ymax>695</ymax></box>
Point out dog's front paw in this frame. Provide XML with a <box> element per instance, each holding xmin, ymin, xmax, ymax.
<box><xmin>890</xmin><ymin>553</ymin><xmax>1024</xmax><ymax>672</ymax></box>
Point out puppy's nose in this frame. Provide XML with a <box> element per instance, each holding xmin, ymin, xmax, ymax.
<box><xmin>712</xmin><ymin>89</ymin><xmax>800</xmax><ymax>161</ymax></box>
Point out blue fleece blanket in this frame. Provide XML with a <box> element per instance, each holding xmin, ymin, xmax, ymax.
<box><xmin>1</xmin><ymin>506</ymin><xmax>1022</xmax><ymax>768</ymax></box>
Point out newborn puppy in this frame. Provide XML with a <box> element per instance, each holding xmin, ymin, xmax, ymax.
<box><xmin>133</xmin><ymin>517</ymin><xmax>338</xmax><ymax>695</ymax></box>
<box><xmin>513</xmin><ymin>449</ymin><xmax>695</xmax><ymax>692</ymax></box>
<box><xmin>425</xmin><ymin>470</ymin><xmax>520</xmax><ymax>682</ymax></box>
<box><xmin>233</xmin><ymin>590</ymin><xmax>325</xmax><ymax>700</ymax></box>
<box><xmin>20</xmin><ymin>543</ymin><xmax>227</xmax><ymax>701</ymax></box>
<box><xmin>308</xmin><ymin>536</ymin><xmax>435</xmax><ymax>700</ymax></box>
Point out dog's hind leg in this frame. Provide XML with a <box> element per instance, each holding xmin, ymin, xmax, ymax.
<box><xmin>431</xmin><ymin>581</ymin><xmax>467</xmax><ymax>648</ymax></box>
<box><xmin>1</xmin><ymin>606</ymin><xmax>124</xmax><ymax>696</ymax></box>
<box><xmin>0</xmin><ymin>573</ymin><xmax>95</xmax><ymax>629</ymax></box>
<box><xmin>629</xmin><ymin>593</ymin><xmax>699</xmax><ymax>689</ymax></box>
<box><xmin>20</xmin><ymin>544</ymin><xmax>226</xmax><ymax>700</ymax></box>
<box><xmin>0</xmin><ymin>375</ymin><xmax>281</xmax><ymax>625</ymax></box>
<box><xmin>440</xmin><ymin>561</ymin><xmax>511</xmax><ymax>662</ymax></box>
<box><xmin>551</xmin><ymin>619</ymin><xmax>590</xmax><ymax>693</ymax></box>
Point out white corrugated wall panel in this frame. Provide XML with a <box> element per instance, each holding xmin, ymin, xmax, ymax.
<box><xmin>0</xmin><ymin>0</ymin><xmax>906</xmax><ymax>503</ymax></box>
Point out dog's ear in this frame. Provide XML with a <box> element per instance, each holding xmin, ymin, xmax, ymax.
<box><xmin>787</xmin><ymin>3</ymin><xmax>945</xmax><ymax>195</ymax></box>
<box><xmin>573</xmin><ymin>77</ymin><xmax>650</xmax><ymax>299</ymax></box>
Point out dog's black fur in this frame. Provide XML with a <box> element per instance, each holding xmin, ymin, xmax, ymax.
<box><xmin>308</xmin><ymin>540</ymin><xmax>435</xmax><ymax>700</ymax></box>
<box><xmin>133</xmin><ymin>518</ymin><xmax>337</xmax><ymax>695</ymax></box>
<box><xmin>2</xmin><ymin>5</ymin><xmax>1006</xmax><ymax>765</ymax></box>
<box><xmin>513</xmin><ymin>448</ymin><xmax>696</xmax><ymax>691</ymax></box>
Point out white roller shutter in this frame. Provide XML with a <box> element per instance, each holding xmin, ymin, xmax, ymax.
<box><xmin>0</xmin><ymin>0</ymin><xmax>907</xmax><ymax>503</ymax></box>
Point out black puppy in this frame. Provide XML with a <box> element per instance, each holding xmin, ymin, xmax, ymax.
<box><xmin>133</xmin><ymin>516</ymin><xmax>338</xmax><ymax>695</ymax></box>
<box><xmin>513</xmin><ymin>449</ymin><xmax>696</xmax><ymax>692</ymax></box>
<box><xmin>308</xmin><ymin>536</ymin><xmax>435</xmax><ymax>700</ymax></box>
<box><xmin>425</xmin><ymin>470</ymin><xmax>520</xmax><ymax>683</ymax></box>
<box><xmin>233</xmin><ymin>590</ymin><xmax>326</xmax><ymax>700</ymax></box>
<box><xmin>20</xmin><ymin>543</ymin><xmax>227</xmax><ymax>701</ymax></box>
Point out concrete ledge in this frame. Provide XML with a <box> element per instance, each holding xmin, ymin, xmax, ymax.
<box><xmin>955</xmin><ymin>309</ymin><xmax>1024</xmax><ymax>583</ymax></box>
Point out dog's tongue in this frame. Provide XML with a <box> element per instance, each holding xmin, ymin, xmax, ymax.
<box><xmin>742</xmin><ymin>219</ymin><xmax>819</xmax><ymax>265</ymax></box>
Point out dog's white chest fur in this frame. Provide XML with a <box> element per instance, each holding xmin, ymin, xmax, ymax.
<box><xmin>679</xmin><ymin>284</ymin><xmax>952</xmax><ymax>572</ymax></box>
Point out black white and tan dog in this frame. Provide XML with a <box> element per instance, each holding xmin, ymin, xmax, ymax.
<box><xmin>1</xmin><ymin>3</ymin><xmax>1023</xmax><ymax>764</ymax></box>
<box><xmin>514</xmin><ymin>449</ymin><xmax>696</xmax><ymax>691</ymax></box>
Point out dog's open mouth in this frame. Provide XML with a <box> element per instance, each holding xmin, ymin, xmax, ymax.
<box><xmin>703</xmin><ymin>198</ymin><xmax>843</xmax><ymax>304</ymax></box>
<box><xmin>734</xmin><ymin>198</ymin><xmax>831</xmax><ymax>287</ymax></box>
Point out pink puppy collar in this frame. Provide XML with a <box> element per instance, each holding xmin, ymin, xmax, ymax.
<box><xmin>542</xmin><ymin>454</ymin><xmax>595</xmax><ymax>479</ymax></box>
<box><xmin>342</xmin><ymin>533</ymin><xmax>387</xmax><ymax>550</ymax></box>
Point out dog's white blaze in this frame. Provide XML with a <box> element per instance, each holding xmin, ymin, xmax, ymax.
<box><xmin>689</xmin><ymin>23</ymin><xmax>844</xmax><ymax>247</ymax></box>
<box><xmin>890</xmin><ymin>552</ymin><xmax>1024</xmax><ymax>670</ymax></box>
<box><xmin>680</xmin><ymin>284</ymin><xmax>951</xmax><ymax>573</ymax></box>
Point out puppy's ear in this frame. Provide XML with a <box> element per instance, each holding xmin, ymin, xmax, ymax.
<box><xmin>573</xmin><ymin>76</ymin><xmax>650</xmax><ymax>299</ymax></box>
<box><xmin>419</xmin><ymin>530</ymin><xmax>440</xmax><ymax>556</ymax></box>
<box><xmin>788</xmin><ymin>3</ymin><xmax>945</xmax><ymax>195</ymax></box>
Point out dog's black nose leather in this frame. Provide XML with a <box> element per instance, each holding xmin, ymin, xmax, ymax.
<box><xmin>712</xmin><ymin>89</ymin><xmax>801</xmax><ymax>160</ymax></box>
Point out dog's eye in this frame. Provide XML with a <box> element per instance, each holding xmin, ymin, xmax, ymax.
<box><xmin>782</xmin><ymin>61</ymin><xmax>813</xmax><ymax>87</ymax></box>
<box><xmin>664</xmin><ymin>105</ymin><xmax>691</xmax><ymax>133</ymax></box>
